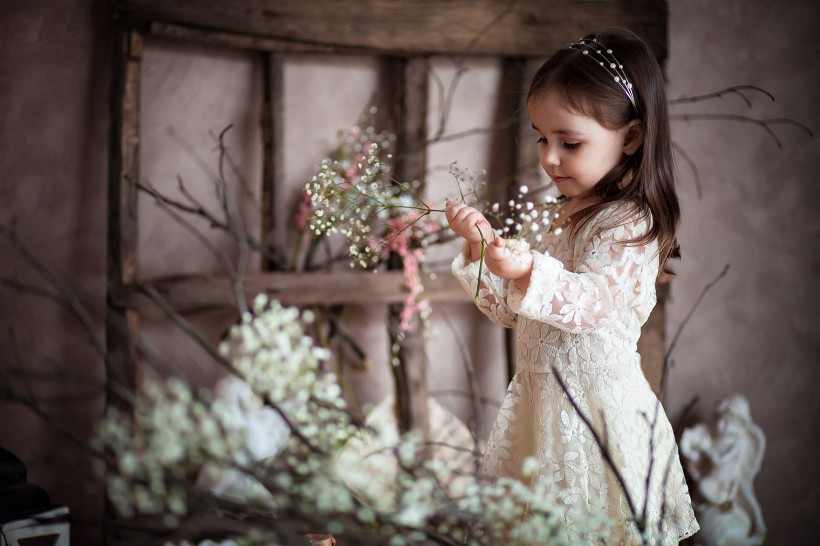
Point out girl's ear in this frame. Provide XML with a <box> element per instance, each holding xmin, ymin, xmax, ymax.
<box><xmin>622</xmin><ymin>120</ymin><xmax>643</xmax><ymax>156</ymax></box>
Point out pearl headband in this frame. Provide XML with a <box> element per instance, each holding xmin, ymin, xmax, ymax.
<box><xmin>568</xmin><ymin>38</ymin><xmax>637</xmax><ymax>109</ymax></box>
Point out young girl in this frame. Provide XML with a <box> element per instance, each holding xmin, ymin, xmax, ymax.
<box><xmin>446</xmin><ymin>29</ymin><xmax>699</xmax><ymax>544</ymax></box>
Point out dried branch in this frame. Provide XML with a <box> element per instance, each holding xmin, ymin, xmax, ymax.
<box><xmin>427</xmin><ymin>116</ymin><xmax>517</xmax><ymax>147</ymax></box>
<box><xmin>661</xmin><ymin>264</ymin><xmax>730</xmax><ymax>398</ymax></box>
<box><xmin>136</xmin><ymin>178</ymin><xmax>238</xmax><ymax>274</ymax></box>
<box><xmin>428</xmin><ymin>60</ymin><xmax>468</xmax><ymax>144</ymax></box>
<box><xmin>671</xmin><ymin>140</ymin><xmax>703</xmax><ymax>199</ymax></box>
<box><xmin>130</xmin><ymin>176</ymin><xmax>287</xmax><ymax>270</ymax></box>
<box><xmin>551</xmin><ymin>367</ymin><xmax>641</xmax><ymax>530</ymax></box>
<box><xmin>640</xmin><ymin>400</ymin><xmax>661</xmax><ymax>526</ymax></box>
<box><xmin>671</xmin><ymin>113</ymin><xmax>813</xmax><ymax>149</ymax></box>
<box><xmin>214</xmin><ymin>125</ymin><xmax>250</xmax><ymax>314</ymax></box>
<box><xmin>0</xmin><ymin>221</ymin><xmax>106</xmax><ymax>358</ymax></box>
<box><xmin>669</xmin><ymin>84</ymin><xmax>775</xmax><ymax>107</ymax></box>
<box><xmin>441</xmin><ymin>314</ymin><xmax>485</xmax><ymax>445</ymax></box>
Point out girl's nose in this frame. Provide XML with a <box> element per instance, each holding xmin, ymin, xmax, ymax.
<box><xmin>542</xmin><ymin>144</ymin><xmax>560</xmax><ymax>167</ymax></box>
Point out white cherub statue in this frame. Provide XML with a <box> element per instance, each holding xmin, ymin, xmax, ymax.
<box><xmin>679</xmin><ymin>394</ymin><xmax>766</xmax><ymax>546</ymax></box>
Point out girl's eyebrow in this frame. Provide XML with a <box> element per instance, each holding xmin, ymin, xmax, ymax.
<box><xmin>530</xmin><ymin>123</ymin><xmax>583</xmax><ymax>136</ymax></box>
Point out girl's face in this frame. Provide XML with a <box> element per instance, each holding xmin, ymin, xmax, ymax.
<box><xmin>528</xmin><ymin>91</ymin><xmax>639</xmax><ymax>200</ymax></box>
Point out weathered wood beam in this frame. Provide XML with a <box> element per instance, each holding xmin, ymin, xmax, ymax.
<box><xmin>113</xmin><ymin>0</ymin><xmax>668</xmax><ymax>60</ymax></box>
<box><xmin>117</xmin><ymin>271</ymin><xmax>470</xmax><ymax>313</ymax></box>
<box><xmin>106</xmin><ymin>27</ymin><xmax>142</xmax><ymax>412</ymax></box>
<box><xmin>261</xmin><ymin>53</ymin><xmax>284</xmax><ymax>270</ymax></box>
<box><xmin>392</xmin><ymin>57</ymin><xmax>431</xmax><ymax>436</ymax></box>
<box><xmin>105</xmin><ymin>26</ymin><xmax>143</xmax><ymax>546</ymax></box>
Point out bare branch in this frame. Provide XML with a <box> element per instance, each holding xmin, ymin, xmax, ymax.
<box><xmin>661</xmin><ymin>264</ymin><xmax>730</xmax><ymax>398</ymax></box>
<box><xmin>135</xmin><ymin>178</ymin><xmax>239</xmax><ymax>280</ymax></box>
<box><xmin>671</xmin><ymin>141</ymin><xmax>703</xmax><ymax>200</ymax></box>
<box><xmin>551</xmin><ymin>367</ymin><xmax>641</xmax><ymax>528</ymax></box>
<box><xmin>441</xmin><ymin>313</ymin><xmax>485</xmax><ymax>444</ymax></box>
<box><xmin>671</xmin><ymin>113</ymin><xmax>813</xmax><ymax>149</ymax></box>
<box><xmin>0</xmin><ymin>222</ymin><xmax>106</xmax><ymax>359</ymax></box>
<box><xmin>134</xmin><ymin>175</ymin><xmax>286</xmax><ymax>269</ymax></box>
<box><xmin>214</xmin><ymin>125</ymin><xmax>250</xmax><ymax>314</ymax></box>
<box><xmin>669</xmin><ymin>84</ymin><xmax>775</xmax><ymax>107</ymax></box>
<box><xmin>640</xmin><ymin>401</ymin><xmax>661</xmax><ymax>526</ymax></box>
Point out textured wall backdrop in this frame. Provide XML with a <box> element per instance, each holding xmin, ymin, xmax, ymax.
<box><xmin>1</xmin><ymin>1</ymin><xmax>818</xmax><ymax>544</ymax></box>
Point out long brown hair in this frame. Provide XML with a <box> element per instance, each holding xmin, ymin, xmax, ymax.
<box><xmin>528</xmin><ymin>28</ymin><xmax>680</xmax><ymax>271</ymax></box>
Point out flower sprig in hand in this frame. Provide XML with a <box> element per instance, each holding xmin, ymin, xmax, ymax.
<box><xmin>445</xmin><ymin>201</ymin><xmax>534</xmax><ymax>295</ymax></box>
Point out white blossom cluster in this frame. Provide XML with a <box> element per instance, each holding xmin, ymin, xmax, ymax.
<box><xmin>304</xmin><ymin>124</ymin><xmax>392</xmax><ymax>267</ymax></box>
<box><xmin>222</xmin><ymin>295</ymin><xmax>355</xmax><ymax>453</ymax></box>
<box><xmin>303</xmin><ymin>122</ymin><xmax>443</xmax><ymax>271</ymax></box>
<box><xmin>98</xmin><ymin>377</ymin><xmax>251</xmax><ymax>522</ymax></box>
<box><xmin>98</xmin><ymin>298</ymin><xmax>617</xmax><ymax>545</ymax></box>
<box><xmin>486</xmin><ymin>184</ymin><xmax>563</xmax><ymax>243</ymax></box>
<box><xmin>97</xmin><ymin>295</ymin><xmax>354</xmax><ymax>526</ymax></box>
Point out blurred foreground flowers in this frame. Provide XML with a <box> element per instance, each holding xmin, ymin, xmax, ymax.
<box><xmin>97</xmin><ymin>296</ymin><xmax>612</xmax><ymax>545</ymax></box>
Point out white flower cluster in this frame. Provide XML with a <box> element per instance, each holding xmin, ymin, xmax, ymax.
<box><xmin>303</xmin><ymin>124</ymin><xmax>399</xmax><ymax>268</ymax></box>
<box><xmin>97</xmin><ymin>295</ymin><xmax>355</xmax><ymax>525</ymax></box>
<box><xmin>99</xmin><ymin>377</ymin><xmax>251</xmax><ymax>522</ymax></box>
<box><xmin>98</xmin><ymin>298</ymin><xmax>616</xmax><ymax>545</ymax></box>
<box><xmin>221</xmin><ymin>295</ymin><xmax>354</xmax><ymax>453</ymax></box>
<box><xmin>487</xmin><ymin>184</ymin><xmax>562</xmax><ymax>244</ymax></box>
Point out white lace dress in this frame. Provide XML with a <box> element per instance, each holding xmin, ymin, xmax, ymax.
<box><xmin>452</xmin><ymin>202</ymin><xmax>699</xmax><ymax>545</ymax></box>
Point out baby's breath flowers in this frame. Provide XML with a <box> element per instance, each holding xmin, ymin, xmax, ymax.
<box><xmin>98</xmin><ymin>296</ymin><xmax>355</xmax><ymax>524</ymax></box>
<box><xmin>484</xmin><ymin>183</ymin><xmax>563</xmax><ymax>244</ymax></box>
<box><xmin>302</xmin><ymin>117</ymin><xmax>447</xmax><ymax>336</ymax></box>
<box><xmin>97</xmin><ymin>298</ymin><xmax>614</xmax><ymax>545</ymax></box>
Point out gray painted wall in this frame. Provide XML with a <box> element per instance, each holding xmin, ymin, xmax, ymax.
<box><xmin>665</xmin><ymin>0</ymin><xmax>820</xmax><ymax>538</ymax></box>
<box><xmin>1</xmin><ymin>1</ymin><xmax>817</xmax><ymax>543</ymax></box>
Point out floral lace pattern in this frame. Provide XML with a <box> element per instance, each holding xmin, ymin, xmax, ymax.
<box><xmin>452</xmin><ymin>203</ymin><xmax>699</xmax><ymax>544</ymax></box>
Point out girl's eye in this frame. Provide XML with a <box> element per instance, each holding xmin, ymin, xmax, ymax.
<box><xmin>536</xmin><ymin>137</ymin><xmax>547</xmax><ymax>144</ymax></box>
<box><xmin>563</xmin><ymin>142</ymin><xmax>581</xmax><ymax>150</ymax></box>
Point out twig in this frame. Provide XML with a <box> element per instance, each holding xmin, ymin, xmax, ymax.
<box><xmin>674</xmin><ymin>395</ymin><xmax>700</xmax><ymax>437</ymax></box>
<box><xmin>426</xmin><ymin>116</ymin><xmax>517</xmax><ymax>147</ymax></box>
<box><xmin>437</xmin><ymin>313</ymin><xmax>489</xmax><ymax>545</ymax></box>
<box><xmin>671</xmin><ymin>141</ymin><xmax>703</xmax><ymax>199</ymax></box>
<box><xmin>474</xmin><ymin>223</ymin><xmax>489</xmax><ymax>304</ymax></box>
<box><xmin>669</xmin><ymin>84</ymin><xmax>774</xmax><ymax>107</ymax></box>
<box><xmin>428</xmin><ymin>61</ymin><xmax>468</xmax><ymax>143</ymax></box>
<box><xmin>0</xmin><ymin>381</ymin><xmax>106</xmax><ymax>460</ymax></box>
<box><xmin>214</xmin><ymin>125</ymin><xmax>249</xmax><ymax>314</ymax></box>
<box><xmin>640</xmin><ymin>400</ymin><xmax>661</xmax><ymax>526</ymax></box>
<box><xmin>213</xmin><ymin>125</ymin><xmax>234</xmax><ymax>227</ymax></box>
<box><xmin>661</xmin><ymin>264</ymin><xmax>730</xmax><ymax>397</ymax></box>
<box><xmin>551</xmin><ymin>367</ymin><xmax>641</xmax><ymax>527</ymax></box>
<box><xmin>0</xmin><ymin>221</ymin><xmax>106</xmax><ymax>358</ymax></box>
<box><xmin>671</xmin><ymin>113</ymin><xmax>813</xmax><ymax>149</ymax></box>
<box><xmin>135</xmin><ymin>178</ymin><xmax>239</xmax><ymax>280</ymax></box>
<box><xmin>139</xmin><ymin>284</ymin><xmax>235</xmax><ymax>373</ymax></box>
<box><xmin>441</xmin><ymin>315</ymin><xmax>485</xmax><ymax>443</ymax></box>
<box><xmin>130</xmin><ymin>176</ymin><xmax>286</xmax><ymax>269</ymax></box>
<box><xmin>208</xmin><ymin>126</ymin><xmax>260</xmax><ymax>208</ymax></box>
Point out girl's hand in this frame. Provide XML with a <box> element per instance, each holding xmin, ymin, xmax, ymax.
<box><xmin>484</xmin><ymin>237</ymin><xmax>533</xmax><ymax>289</ymax></box>
<box><xmin>445</xmin><ymin>201</ymin><xmax>494</xmax><ymax>245</ymax></box>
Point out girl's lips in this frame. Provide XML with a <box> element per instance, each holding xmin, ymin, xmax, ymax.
<box><xmin>551</xmin><ymin>175</ymin><xmax>569</xmax><ymax>183</ymax></box>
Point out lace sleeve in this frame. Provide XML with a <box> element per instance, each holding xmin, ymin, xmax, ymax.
<box><xmin>451</xmin><ymin>246</ymin><xmax>517</xmax><ymax>328</ymax></box>
<box><xmin>507</xmin><ymin>211</ymin><xmax>656</xmax><ymax>334</ymax></box>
